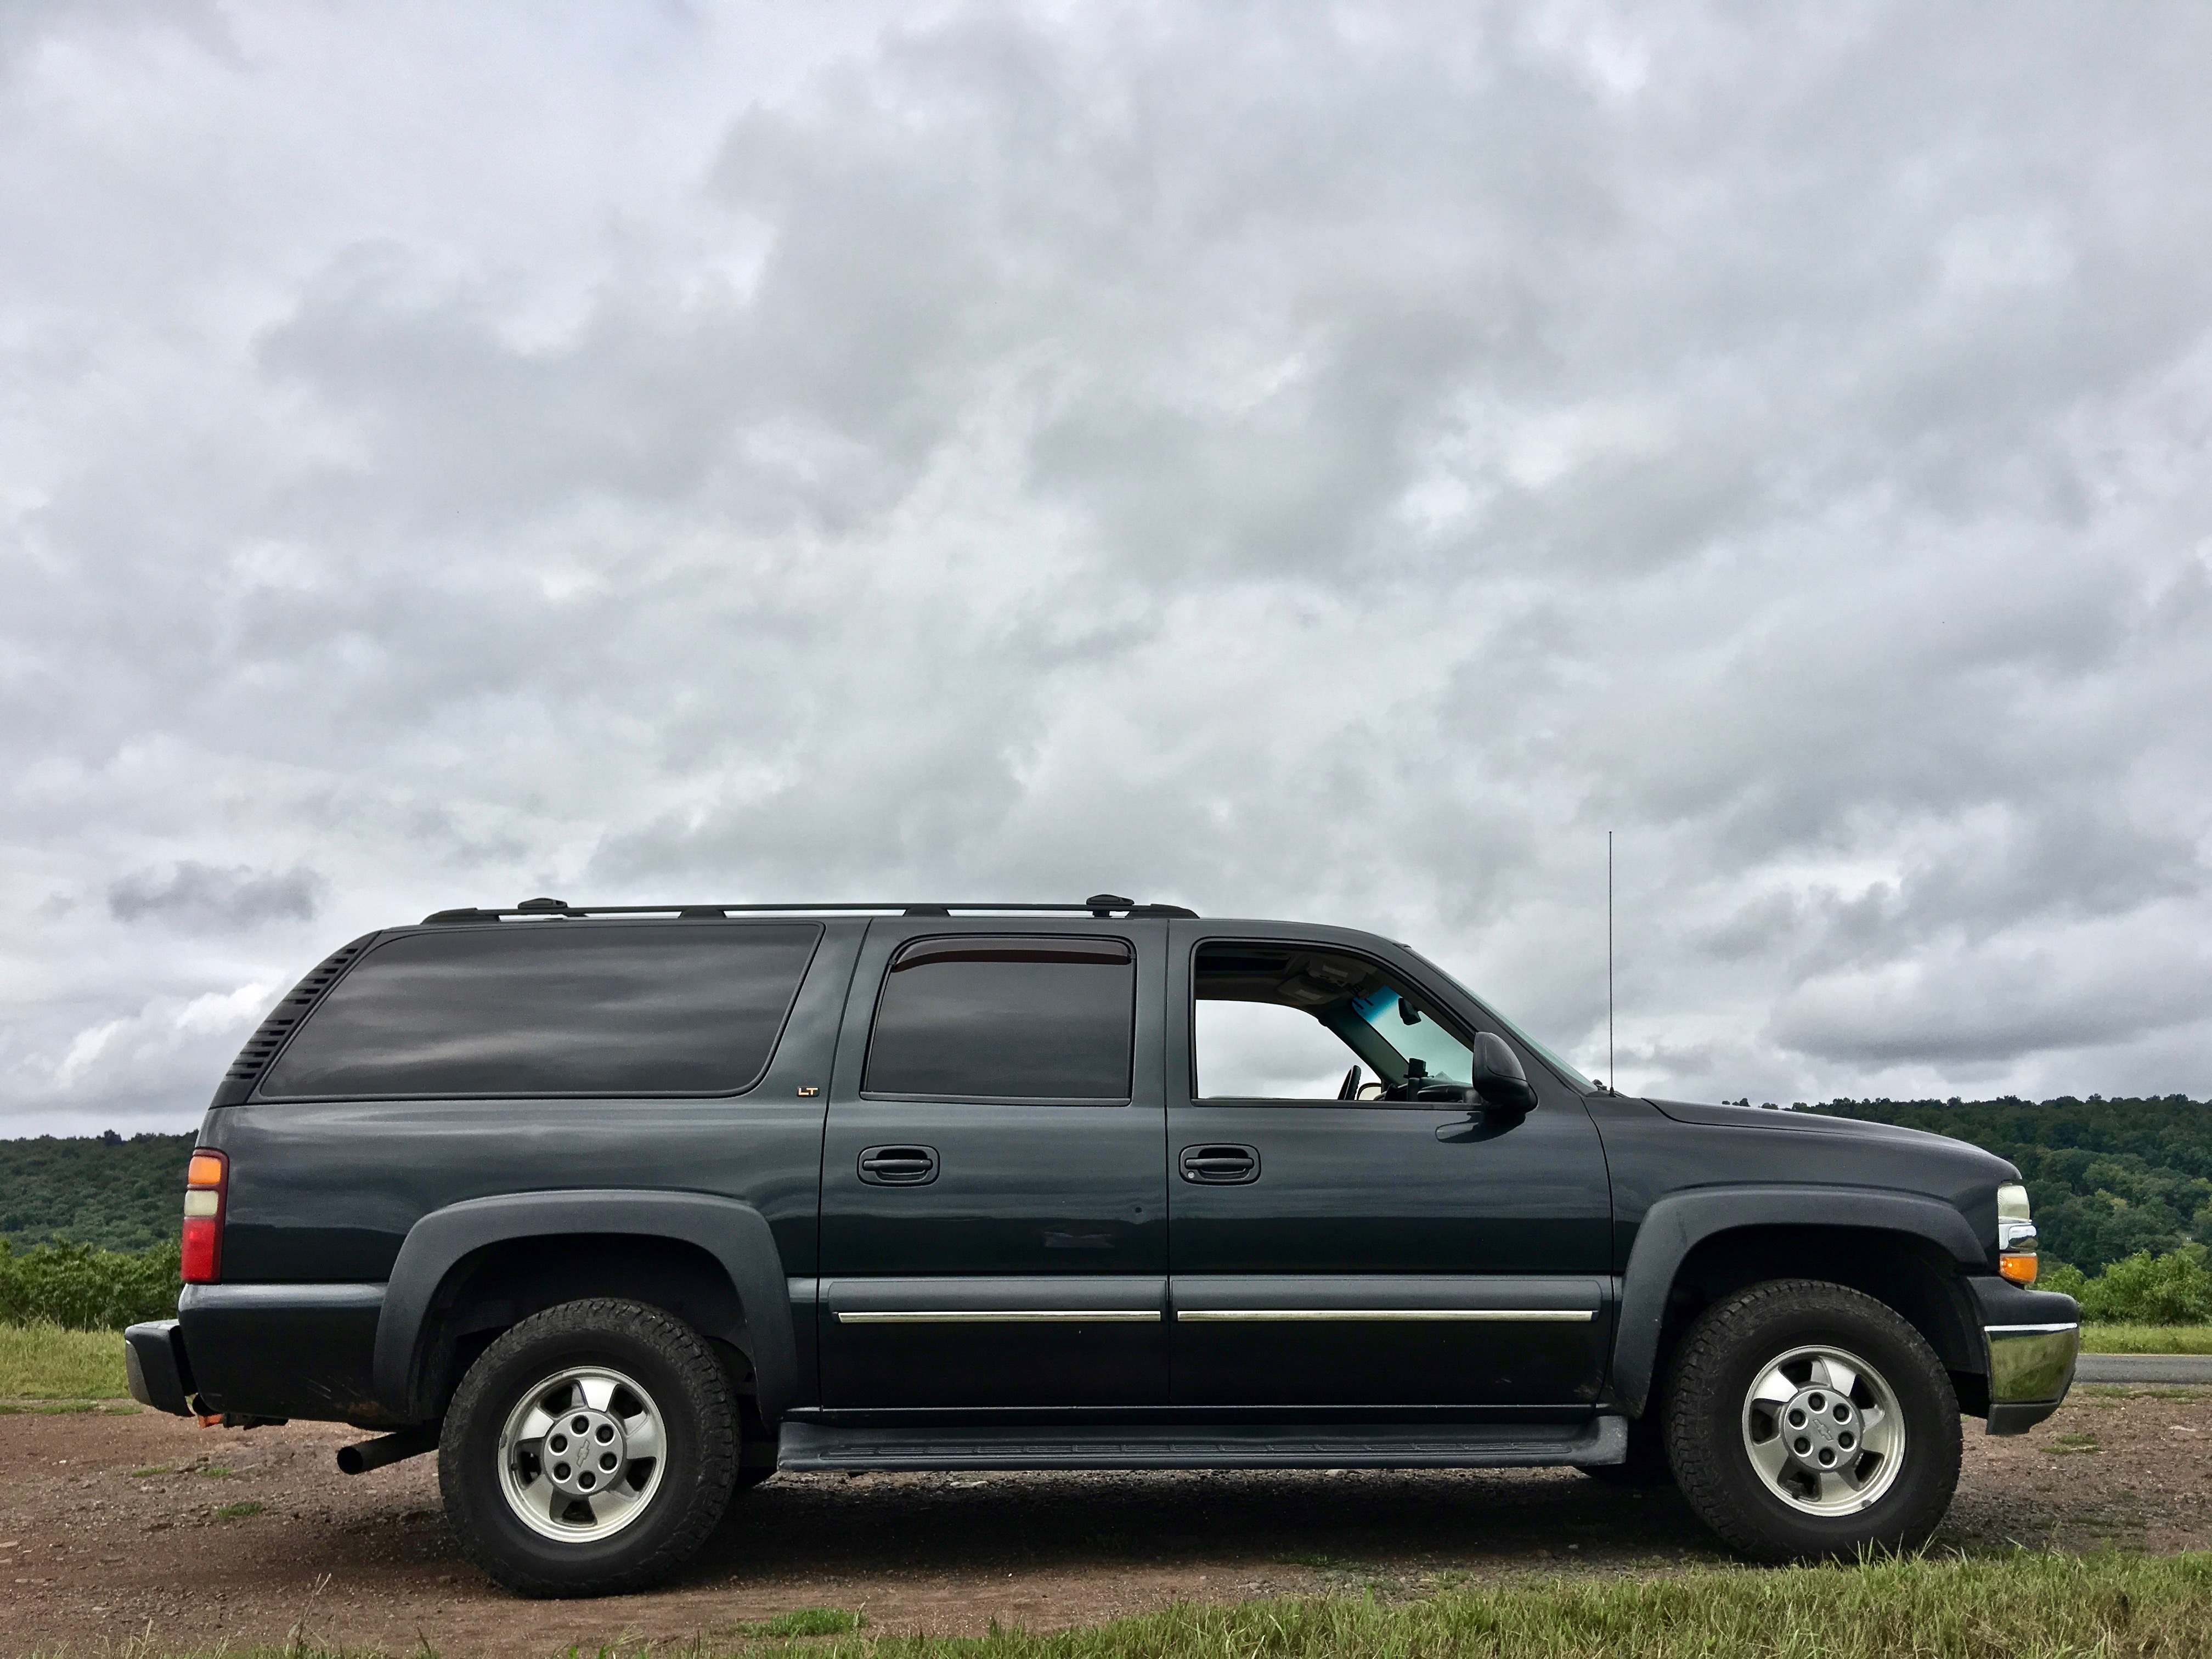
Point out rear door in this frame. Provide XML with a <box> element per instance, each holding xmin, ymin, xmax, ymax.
<box><xmin>1166</xmin><ymin>922</ymin><xmax>1614</xmax><ymax>1407</ymax></box>
<box><xmin>816</xmin><ymin>919</ymin><xmax>1170</xmax><ymax>1408</ymax></box>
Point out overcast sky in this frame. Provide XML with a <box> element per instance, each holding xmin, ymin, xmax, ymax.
<box><xmin>4</xmin><ymin>1</ymin><xmax>2209</xmax><ymax>1136</ymax></box>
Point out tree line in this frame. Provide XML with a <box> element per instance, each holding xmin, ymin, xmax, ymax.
<box><xmin>1807</xmin><ymin>1094</ymin><xmax>2211</xmax><ymax>1273</ymax></box>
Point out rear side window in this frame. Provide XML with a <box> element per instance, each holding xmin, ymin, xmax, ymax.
<box><xmin>864</xmin><ymin>936</ymin><xmax>1134</xmax><ymax>1102</ymax></box>
<box><xmin>256</xmin><ymin>923</ymin><xmax>822</xmax><ymax>1099</ymax></box>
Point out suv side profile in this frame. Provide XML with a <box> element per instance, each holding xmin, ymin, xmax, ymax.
<box><xmin>126</xmin><ymin>896</ymin><xmax>2080</xmax><ymax>1596</ymax></box>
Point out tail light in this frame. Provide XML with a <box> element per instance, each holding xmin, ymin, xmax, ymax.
<box><xmin>181</xmin><ymin>1149</ymin><xmax>228</xmax><ymax>1283</ymax></box>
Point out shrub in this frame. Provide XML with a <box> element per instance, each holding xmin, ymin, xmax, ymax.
<box><xmin>2039</xmin><ymin>1259</ymin><xmax>2091</xmax><ymax>1300</ymax></box>
<box><xmin>0</xmin><ymin>1238</ymin><xmax>180</xmax><ymax>1330</ymax></box>
<box><xmin>2077</xmin><ymin>1243</ymin><xmax>2212</xmax><ymax>1324</ymax></box>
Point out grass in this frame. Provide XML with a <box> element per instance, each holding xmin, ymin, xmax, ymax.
<box><xmin>0</xmin><ymin>1320</ymin><xmax>128</xmax><ymax>1397</ymax></box>
<box><xmin>732</xmin><ymin>1610</ymin><xmax>867</xmax><ymax>1638</ymax></box>
<box><xmin>3</xmin><ymin>1556</ymin><xmax>2211</xmax><ymax>1659</ymax></box>
<box><xmin>723</xmin><ymin>1553</ymin><xmax>2212</xmax><ymax>1657</ymax></box>
<box><xmin>27</xmin><ymin>1553</ymin><xmax>2212</xmax><ymax>1658</ymax></box>
<box><xmin>2080</xmin><ymin>1384</ymin><xmax>2210</xmax><ymax>1401</ymax></box>
<box><xmin>2080</xmin><ymin>1322</ymin><xmax>2212</xmax><ymax>1353</ymax></box>
<box><xmin>214</xmin><ymin>1499</ymin><xmax>264</xmax><ymax>1519</ymax></box>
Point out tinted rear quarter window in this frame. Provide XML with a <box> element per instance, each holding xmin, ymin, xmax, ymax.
<box><xmin>257</xmin><ymin>922</ymin><xmax>822</xmax><ymax>1098</ymax></box>
<box><xmin>864</xmin><ymin>936</ymin><xmax>1135</xmax><ymax>1101</ymax></box>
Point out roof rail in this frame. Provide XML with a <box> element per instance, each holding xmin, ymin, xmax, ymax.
<box><xmin>420</xmin><ymin>893</ymin><xmax>1199</xmax><ymax>925</ymax></box>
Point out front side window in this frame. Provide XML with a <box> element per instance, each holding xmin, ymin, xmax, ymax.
<box><xmin>1194</xmin><ymin>943</ymin><xmax>1475</xmax><ymax>1103</ymax></box>
<box><xmin>1402</xmin><ymin>946</ymin><xmax>1595</xmax><ymax>1091</ymax></box>
<box><xmin>257</xmin><ymin>923</ymin><xmax>822</xmax><ymax>1099</ymax></box>
<box><xmin>864</xmin><ymin>936</ymin><xmax>1135</xmax><ymax>1102</ymax></box>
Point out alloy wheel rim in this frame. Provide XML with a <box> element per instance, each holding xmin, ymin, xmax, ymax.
<box><xmin>1739</xmin><ymin>1342</ymin><xmax>1904</xmax><ymax>1515</ymax></box>
<box><xmin>496</xmin><ymin>1364</ymin><xmax>668</xmax><ymax>1542</ymax></box>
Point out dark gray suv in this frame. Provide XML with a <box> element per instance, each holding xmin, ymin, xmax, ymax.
<box><xmin>127</xmin><ymin>895</ymin><xmax>2080</xmax><ymax>1595</ymax></box>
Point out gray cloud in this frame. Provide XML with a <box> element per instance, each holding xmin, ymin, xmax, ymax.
<box><xmin>108</xmin><ymin>862</ymin><xmax>323</xmax><ymax>928</ymax></box>
<box><xmin>3</xmin><ymin>1</ymin><xmax>2209</xmax><ymax>1131</ymax></box>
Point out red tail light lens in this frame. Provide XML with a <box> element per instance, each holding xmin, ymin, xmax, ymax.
<box><xmin>181</xmin><ymin>1149</ymin><xmax>228</xmax><ymax>1284</ymax></box>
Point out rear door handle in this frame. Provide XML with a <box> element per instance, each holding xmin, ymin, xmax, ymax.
<box><xmin>1179</xmin><ymin>1143</ymin><xmax>1260</xmax><ymax>1184</ymax></box>
<box><xmin>857</xmin><ymin>1145</ymin><xmax>939</xmax><ymax>1186</ymax></box>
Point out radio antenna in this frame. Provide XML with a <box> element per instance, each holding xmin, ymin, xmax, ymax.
<box><xmin>1607</xmin><ymin>830</ymin><xmax>1615</xmax><ymax>1092</ymax></box>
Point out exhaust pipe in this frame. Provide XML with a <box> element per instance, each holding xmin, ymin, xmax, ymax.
<box><xmin>336</xmin><ymin>1426</ymin><xmax>439</xmax><ymax>1475</ymax></box>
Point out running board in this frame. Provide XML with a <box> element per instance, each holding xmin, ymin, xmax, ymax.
<box><xmin>776</xmin><ymin>1415</ymin><xmax>1626</xmax><ymax>1472</ymax></box>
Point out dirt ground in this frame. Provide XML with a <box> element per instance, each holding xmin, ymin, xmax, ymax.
<box><xmin>5</xmin><ymin>1386</ymin><xmax>2209</xmax><ymax>1657</ymax></box>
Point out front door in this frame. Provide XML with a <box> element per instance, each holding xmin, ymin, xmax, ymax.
<box><xmin>817</xmin><ymin>919</ymin><xmax>1170</xmax><ymax>1409</ymax></box>
<box><xmin>1166</xmin><ymin>923</ymin><xmax>1613</xmax><ymax>1407</ymax></box>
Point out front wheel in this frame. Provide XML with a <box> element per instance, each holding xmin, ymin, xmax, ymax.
<box><xmin>1664</xmin><ymin>1279</ymin><xmax>1960</xmax><ymax>1561</ymax></box>
<box><xmin>439</xmin><ymin>1299</ymin><xmax>738</xmax><ymax>1596</ymax></box>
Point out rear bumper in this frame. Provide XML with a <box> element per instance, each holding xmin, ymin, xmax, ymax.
<box><xmin>175</xmin><ymin>1281</ymin><xmax>387</xmax><ymax>1423</ymax></box>
<box><xmin>1967</xmin><ymin>1277</ymin><xmax>2080</xmax><ymax>1435</ymax></box>
<box><xmin>124</xmin><ymin>1320</ymin><xmax>195</xmax><ymax>1415</ymax></box>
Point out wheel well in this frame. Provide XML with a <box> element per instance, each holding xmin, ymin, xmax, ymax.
<box><xmin>415</xmin><ymin>1234</ymin><xmax>757</xmax><ymax>1418</ymax></box>
<box><xmin>1651</xmin><ymin>1225</ymin><xmax>1988</xmax><ymax>1416</ymax></box>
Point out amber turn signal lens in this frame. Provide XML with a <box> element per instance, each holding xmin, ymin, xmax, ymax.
<box><xmin>187</xmin><ymin>1151</ymin><xmax>226</xmax><ymax>1188</ymax></box>
<box><xmin>1999</xmin><ymin>1251</ymin><xmax>2038</xmax><ymax>1285</ymax></box>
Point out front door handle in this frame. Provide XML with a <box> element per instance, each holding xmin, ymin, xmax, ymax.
<box><xmin>1179</xmin><ymin>1143</ymin><xmax>1260</xmax><ymax>1184</ymax></box>
<box><xmin>858</xmin><ymin>1145</ymin><xmax>939</xmax><ymax>1186</ymax></box>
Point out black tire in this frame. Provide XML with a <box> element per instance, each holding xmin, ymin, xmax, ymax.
<box><xmin>1664</xmin><ymin>1279</ymin><xmax>1959</xmax><ymax>1562</ymax></box>
<box><xmin>439</xmin><ymin>1299</ymin><xmax>738</xmax><ymax>1597</ymax></box>
<box><xmin>1580</xmin><ymin>1413</ymin><xmax>1673</xmax><ymax>1487</ymax></box>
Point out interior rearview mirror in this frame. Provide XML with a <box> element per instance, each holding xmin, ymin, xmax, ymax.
<box><xmin>1470</xmin><ymin>1031</ymin><xmax>1538</xmax><ymax>1114</ymax></box>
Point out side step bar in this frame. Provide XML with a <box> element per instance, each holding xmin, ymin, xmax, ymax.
<box><xmin>778</xmin><ymin>1415</ymin><xmax>1626</xmax><ymax>1472</ymax></box>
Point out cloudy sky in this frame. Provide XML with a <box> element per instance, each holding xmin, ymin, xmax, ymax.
<box><xmin>4</xmin><ymin>1</ymin><xmax>2209</xmax><ymax>1136</ymax></box>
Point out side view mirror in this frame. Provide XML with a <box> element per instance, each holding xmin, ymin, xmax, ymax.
<box><xmin>1470</xmin><ymin>1032</ymin><xmax>1538</xmax><ymax>1114</ymax></box>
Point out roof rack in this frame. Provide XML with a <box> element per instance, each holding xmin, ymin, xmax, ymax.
<box><xmin>420</xmin><ymin>893</ymin><xmax>1199</xmax><ymax>925</ymax></box>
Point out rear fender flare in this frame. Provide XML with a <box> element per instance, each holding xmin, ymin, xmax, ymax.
<box><xmin>1611</xmin><ymin>1185</ymin><xmax>1985</xmax><ymax>1417</ymax></box>
<box><xmin>373</xmin><ymin>1189</ymin><xmax>794</xmax><ymax>1425</ymax></box>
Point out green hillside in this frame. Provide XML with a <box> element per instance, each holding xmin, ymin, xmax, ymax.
<box><xmin>0</xmin><ymin>1131</ymin><xmax>196</xmax><ymax>1252</ymax></box>
<box><xmin>1810</xmin><ymin>1096</ymin><xmax>2212</xmax><ymax>1273</ymax></box>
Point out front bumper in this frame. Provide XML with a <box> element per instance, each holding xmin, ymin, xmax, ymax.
<box><xmin>124</xmin><ymin>1319</ymin><xmax>195</xmax><ymax>1415</ymax></box>
<box><xmin>1967</xmin><ymin>1277</ymin><xmax>2080</xmax><ymax>1435</ymax></box>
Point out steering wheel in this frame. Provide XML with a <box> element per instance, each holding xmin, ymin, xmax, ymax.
<box><xmin>1337</xmin><ymin>1065</ymin><xmax>1363</xmax><ymax>1100</ymax></box>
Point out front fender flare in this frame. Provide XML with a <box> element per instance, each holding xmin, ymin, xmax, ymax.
<box><xmin>1611</xmin><ymin>1184</ymin><xmax>1985</xmax><ymax>1417</ymax></box>
<box><xmin>373</xmin><ymin>1189</ymin><xmax>795</xmax><ymax>1425</ymax></box>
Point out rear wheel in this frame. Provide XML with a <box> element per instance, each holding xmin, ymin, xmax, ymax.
<box><xmin>1664</xmin><ymin>1279</ymin><xmax>1959</xmax><ymax>1561</ymax></box>
<box><xmin>439</xmin><ymin>1299</ymin><xmax>737</xmax><ymax>1597</ymax></box>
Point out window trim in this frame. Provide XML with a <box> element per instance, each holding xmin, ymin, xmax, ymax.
<box><xmin>1186</xmin><ymin>936</ymin><xmax>1488</xmax><ymax>1109</ymax></box>
<box><xmin>859</xmin><ymin>932</ymin><xmax>1138</xmax><ymax>1107</ymax></box>
<box><xmin>250</xmin><ymin>920</ymin><xmax>825</xmax><ymax>1104</ymax></box>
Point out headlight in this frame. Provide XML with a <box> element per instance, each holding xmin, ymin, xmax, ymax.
<box><xmin>1996</xmin><ymin>1182</ymin><xmax>2037</xmax><ymax>1285</ymax></box>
